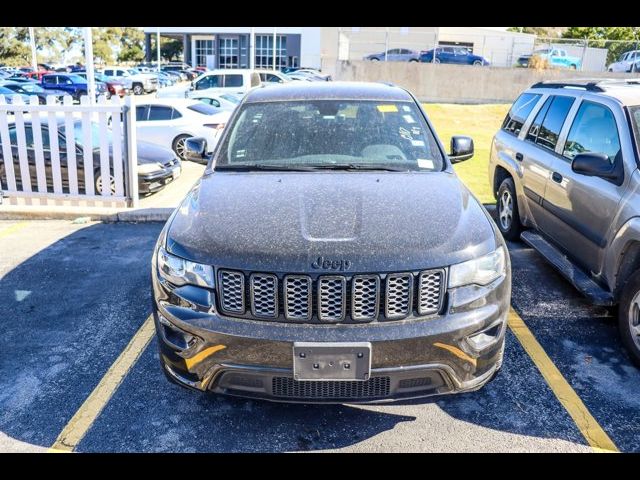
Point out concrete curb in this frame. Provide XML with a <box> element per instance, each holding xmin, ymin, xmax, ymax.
<box><xmin>0</xmin><ymin>206</ymin><xmax>173</xmax><ymax>223</ymax></box>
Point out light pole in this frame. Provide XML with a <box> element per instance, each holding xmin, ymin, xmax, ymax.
<box><xmin>83</xmin><ymin>27</ymin><xmax>96</xmax><ymax>104</ymax></box>
<box><xmin>157</xmin><ymin>27</ymin><xmax>161</xmax><ymax>73</ymax></box>
<box><xmin>272</xmin><ymin>27</ymin><xmax>277</xmax><ymax>70</ymax></box>
<box><xmin>28</xmin><ymin>27</ymin><xmax>37</xmax><ymax>71</ymax></box>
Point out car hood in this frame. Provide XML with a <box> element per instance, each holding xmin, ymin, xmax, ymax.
<box><xmin>166</xmin><ymin>171</ymin><xmax>499</xmax><ymax>273</ymax></box>
<box><xmin>136</xmin><ymin>141</ymin><xmax>176</xmax><ymax>164</ymax></box>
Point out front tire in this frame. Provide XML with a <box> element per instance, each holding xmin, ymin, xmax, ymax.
<box><xmin>94</xmin><ymin>170</ymin><xmax>117</xmax><ymax>196</ymax></box>
<box><xmin>433</xmin><ymin>58</ymin><xmax>441</xmax><ymax>64</ymax></box>
<box><xmin>133</xmin><ymin>84</ymin><xmax>144</xmax><ymax>95</ymax></box>
<box><xmin>617</xmin><ymin>270</ymin><xmax>640</xmax><ymax>367</ymax></box>
<box><xmin>172</xmin><ymin>134</ymin><xmax>191</xmax><ymax>161</ymax></box>
<box><xmin>497</xmin><ymin>177</ymin><xmax>522</xmax><ymax>241</ymax></box>
<box><xmin>473</xmin><ymin>60</ymin><xmax>483</xmax><ymax>66</ymax></box>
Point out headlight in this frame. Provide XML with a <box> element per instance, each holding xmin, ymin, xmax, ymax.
<box><xmin>157</xmin><ymin>247</ymin><xmax>214</xmax><ymax>288</ymax></box>
<box><xmin>137</xmin><ymin>162</ymin><xmax>164</xmax><ymax>174</ymax></box>
<box><xmin>448</xmin><ymin>246</ymin><xmax>506</xmax><ymax>288</ymax></box>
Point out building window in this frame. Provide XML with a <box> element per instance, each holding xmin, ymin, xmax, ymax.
<box><xmin>219</xmin><ymin>37</ymin><xmax>239</xmax><ymax>69</ymax></box>
<box><xmin>255</xmin><ymin>35</ymin><xmax>287</xmax><ymax>69</ymax></box>
<box><xmin>195</xmin><ymin>39</ymin><xmax>215</xmax><ymax>68</ymax></box>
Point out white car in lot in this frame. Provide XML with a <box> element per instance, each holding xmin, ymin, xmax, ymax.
<box><xmin>134</xmin><ymin>99</ymin><xmax>230</xmax><ymax>162</ymax></box>
<box><xmin>607</xmin><ymin>50</ymin><xmax>640</xmax><ymax>72</ymax></box>
<box><xmin>190</xmin><ymin>92</ymin><xmax>242</xmax><ymax>111</ymax></box>
<box><xmin>101</xmin><ymin>66</ymin><xmax>158</xmax><ymax>95</ymax></box>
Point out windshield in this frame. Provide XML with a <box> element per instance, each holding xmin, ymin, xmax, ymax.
<box><xmin>187</xmin><ymin>103</ymin><xmax>225</xmax><ymax>115</ymax></box>
<box><xmin>18</xmin><ymin>83</ymin><xmax>45</xmax><ymax>93</ymax></box>
<box><xmin>67</xmin><ymin>75</ymin><xmax>85</xmax><ymax>83</ymax></box>
<box><xmin>215</xmin><ymin>100</ymin><xmax>444</xmax><ymax>171</ymax></box>
<box><xmin>629</xmin><ymin>106</ymin><xmax>640</xmax><ymax>156</ymax></box>
<box><xmin>73</xmin><ymin>121</ymin><xmax>112</xmax><ymax>149</ymax></box>
<box><xmin>221</xmin><ymin>93</ymin><xmax>241</xmax><ymax>104</ymax></box>
<box><xmin>128</xmin><ymin>69</ymin><xmax>140</xmax><ymax>75</ymax></box>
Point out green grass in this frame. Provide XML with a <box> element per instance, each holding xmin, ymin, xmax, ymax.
<box><xmin>423</xmin><ymin>103</ymin><xmax>510</xmax><ymax>204</ymax></box>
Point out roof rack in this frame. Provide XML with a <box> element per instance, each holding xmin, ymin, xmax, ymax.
<box><xmin>530</xmin><ymin>81</ymin><xmax>606</xmax><ymax>92</ymax></box>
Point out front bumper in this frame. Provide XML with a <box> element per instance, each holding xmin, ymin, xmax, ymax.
<box><xmin>151</xmin><ymin>261</ymin><xmax>511</xmax><ymax>403</ymax></box>
<box><xmin>138</xmin><ymin>164</ymin><xmax>181</xmax><ymax>194</ymax></box>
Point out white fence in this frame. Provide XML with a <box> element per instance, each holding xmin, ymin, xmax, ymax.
<box><xmin>0</xmin><ymin>94</ymin><xmax>138</xmax><ymax>208</ymax></box>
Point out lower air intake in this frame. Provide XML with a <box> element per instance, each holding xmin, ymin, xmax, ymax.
<box><xmin>272</xmin><ymin>377</ymin><xmax>391</xmax><ymax>399</ymax></box>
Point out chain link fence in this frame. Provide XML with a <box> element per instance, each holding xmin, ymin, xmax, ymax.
<box><xmin>336</xmin><ymin>28</ymin><xmax>640</xmax><ymax>73</ymax></box>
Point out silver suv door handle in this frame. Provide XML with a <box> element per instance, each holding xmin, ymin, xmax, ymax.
<box><xmin>552</xmin><ymin>172</ymin><xmax>563</xmax><ymax>183</ymax></box>
<box><xmin>515</xmin><ymin>152</ymin><xmax>523</xmax><ymax>161</ymax></box>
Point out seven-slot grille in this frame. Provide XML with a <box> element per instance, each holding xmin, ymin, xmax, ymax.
<box><xmin>216</xmin><ymin>269</ymin><xmax>445</xmax><ymax>323</ymax></box>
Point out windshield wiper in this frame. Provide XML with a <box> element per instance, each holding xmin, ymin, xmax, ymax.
<box><xmin>301</xmin><ymin>164</ymin><xmax>411</xmax><ymax>172</ymax></box>
<box><xmin>215</xmin><ymin>163</ymin><xmax>412</xmax><ymax>172</ymax></box>
<box><xmin>215</xmin><ymin>164</ymin><xmax>319</xmax><ymax>172</ymax></box>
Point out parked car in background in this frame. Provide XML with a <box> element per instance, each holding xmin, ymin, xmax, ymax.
<box><xmin>0</xmin><ymin>86</ymin><xmax>32</xmax><ymax>104</ymax></box>
<box><xmin>101</xmin><ymin>66</ymin><xmax>158</xmax><ymax>95</ymax></box>
<box><xmin>134</xmin><ymin>99</ymin><xmax>231</xmax><ymax>162</ymax></box>
<box><xmin>75</xmin><ymin>72</ymin><xmax>130</xmax><ymax>98</ymax></box>
<box><xmin>608</xmin><ymin>50</ymin><xmax>640</xmax><ymax>72</ymax></box>
<box><xmin>291</xmin><ymin>68</ymin><xmax>331</xmax><ymax>81</ymax></box>
<box><xmin>3</xmin><ymin>76</ymin><xmax>37</xmax><ymax>84</ymax></box>
<box><xmin>152</xmin><ymin>81</ymin><xmax>510</xmax><ymax>402</ymax></box>
<box><xmin>40</xmin><ymin>73</ymin><xmax>108</xmax><ymax>102</ymax></box>
<box><xmin>516</xmin><ymin>48</ymin><xmax>581</xmax><ymax>69</ymax></box>
<box><xmin>0</xmin><ymin>117</ymin><xmax>181</xmax><ymax>195</ymax></box>
<box><xmin>154</xmin><ymin>71</ymin><xmax>176</xmax><ymax>88</ymax></box>
<box><xmin>0</xmin><ymin>81</ymin><xmax>66</xmax><ymax>104</ymax></box>
<box><xmin>191</xmin><ymin>91</ymin><xmax>241</xmax><ymax>111</ymax></box>
<box><xmin>189</xmin><ymin>69</ymin><xmax>261</xmax><ymax>97</ymax></box>
<box><xmin>420</xmin><ymin>46</ymin><xmax>490</xmax><ymax>66</ymax></box>
<box><xmin>24</xmin><ymin>69</ymin><xmax>55</xmax><ymax>81</ymax></box>
<box><xmin>489</xmin><ymin>79</ymin><xmax>640</xmax><ymax>366</ymax></box>
<box><xmin>255</xmin><ymin>69</ymin><xmax>291</xmax><ymax>84</ymax></box>
<box><xmin>365</xmin><ymin>48</ymin><xmax>421</xmax><ymax>62</ymax></box>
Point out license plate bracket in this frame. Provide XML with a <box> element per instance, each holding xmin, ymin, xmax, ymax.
<box><xmin>293</xmin><ymin>342</ymin><xmax>371</xmax><ymax>381</ymax></box>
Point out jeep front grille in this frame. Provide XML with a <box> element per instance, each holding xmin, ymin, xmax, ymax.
<box><xmin>215</xmin><ymin>268</ymin><xmax>445</xmax><ymax>323</ymax></box>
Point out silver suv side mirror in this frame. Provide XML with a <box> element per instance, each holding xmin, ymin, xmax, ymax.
<box><xmin>184</xmin><ymin>137</ymin><xmax>208</xmax><ymax>163</ymax></box>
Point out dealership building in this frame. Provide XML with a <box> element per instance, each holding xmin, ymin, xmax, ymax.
<box><xmin>143</xmin><ymin>27</ymin><xmax>536</xmax><ymax>74</ymax></box>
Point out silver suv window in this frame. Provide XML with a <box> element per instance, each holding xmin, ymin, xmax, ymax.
<box><xmin>502</xmin><ymin>93</ymin><xmax>541</xmax><ymax>135</ymax></box>
<box><xmin>630</xmin><ymin>106</ymin><xmax>640</xmax><ymax>156</ymax></box>
<box><xmin>563</xmin><ymin>101</ymin><xmax>621</xmax><ymax>163</ymax></box>
<box><xmin>525</xmin><ymin>95</ymin><xmax>574</xmax><ymax>151</ymax></box>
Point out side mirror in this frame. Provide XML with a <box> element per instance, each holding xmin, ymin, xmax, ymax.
<box><xmin>449</xmin><ymin>135</ymin><xmax>474</xmax><ymax>163</ymax></box>
<box><xmin>184</xmin><ymin>137</ymin><xmax>208</xmax><ymax>163</ymax></box>
<box><xmin>190</xmin><ymin>81</ymin><xmax>195</xmax><ymax>91</ymax></box>
<box><xmin>571</xmin><ymin>152</ymin><xmax>620</xmax><ymax>182</ymax></box>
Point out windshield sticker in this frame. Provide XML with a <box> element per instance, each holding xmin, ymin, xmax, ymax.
<box><xmin>411</xmin><ymin>127</ymin><xmax>421</xmax><ymax>136</ymax></box>
<box><xmin>235</xmin><ymin>150</ymin><xmax>246</xmax><ymax>158</ymax></box>
<box><xmin>411</xmin><ymin>140</ymin><xmax>425</xmax><ymax>147</ymax></box>
<box><xmin>402</xmin><ymin>105</ymin><xmax>412</xmax><ymax>112</ymax></box>
<box><xmin>418</xmin><ymin>159</ymin><xmax>434</xmax><ymax>169</ymax></box>
<box><xmin>377</xmin><ymin>104</ymin><xmax>398</xmax><ymax>113</ymax></box>
<box><xmin>403</xmin><ymin>114</ymin><xmax>416</xmax><ymax>124</ymax></box>
<box><xmin>398</xmin><ymin>127</ymin><xmax>413</xmax><ymax>140</ymax></box>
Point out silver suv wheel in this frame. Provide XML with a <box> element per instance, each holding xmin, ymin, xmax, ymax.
<box><xmin>499</xmin><ymin>189</ymin><xmax>513</xmax><ymax>230</ymax></box>
<box><xmin>627</xmin><ymin>291</ymin><xmax>640</xmax><ymax>351</ymax></box>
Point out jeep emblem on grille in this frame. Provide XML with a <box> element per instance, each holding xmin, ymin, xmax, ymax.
<box><xmin>311</xmin><ymin>256</ymin><xmax>352</xmax><ymax>271</ymax></box>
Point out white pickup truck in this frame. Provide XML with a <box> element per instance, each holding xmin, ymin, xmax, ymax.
<box><xmin>101</xmin><ymin>66</ymin><xmax>158</xmax><ymax>95</ymax></box>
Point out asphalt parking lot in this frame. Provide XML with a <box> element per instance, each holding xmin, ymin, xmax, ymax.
<box><xmin>1</xmin><ymin>219</ymin><xmax>638</xmax><ymax>452</ymax></box>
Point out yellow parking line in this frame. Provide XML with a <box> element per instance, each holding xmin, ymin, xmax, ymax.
<box><xmin>49</xmin><ymin>315</ymin><xmax>155</xmax><ymax>453</ymax></box>
<box><xmin>508</xmin><ymin>307</ymin><xmax>618</xmax><ymax>453</ymax></box>
<box><xmin>0</xmin><ymin>222</ymin><xmax>29</xmax><ymax>240</ymax></box>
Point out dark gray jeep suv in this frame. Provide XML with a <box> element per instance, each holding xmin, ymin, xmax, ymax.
<box><xmin>151</xmin><ymin>82</ymin><xmax>511</xmax><ymax>403</ymax></box>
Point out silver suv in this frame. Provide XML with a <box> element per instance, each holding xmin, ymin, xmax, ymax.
<box><xmin>489</xmin><ymin>79</ymin><xmax>640</xmax><ymax>366</ymax></box>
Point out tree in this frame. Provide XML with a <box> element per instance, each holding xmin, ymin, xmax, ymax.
<box><xmin>118</xmin><ymin>27</ymin><xmax>145</xmax><ymax>63</ymax></box>
<box><xmin>563</xmin><ymin>27</ymin><xmax>640</xmax><ymax>64</ymax></box>
<box><xmin>507</xmin><ymin>27</ymin><xmax>568</xmax><ymax>38</ymax></box>
<box><xmin>150</xmin><ymin>37</ymin><xmax>184</xmax><ymax>62</ymax></box>
<box><xmin>0</xmin><ymin>27</ymin><xmax>71</xmax><ymax>66</ymax></box>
